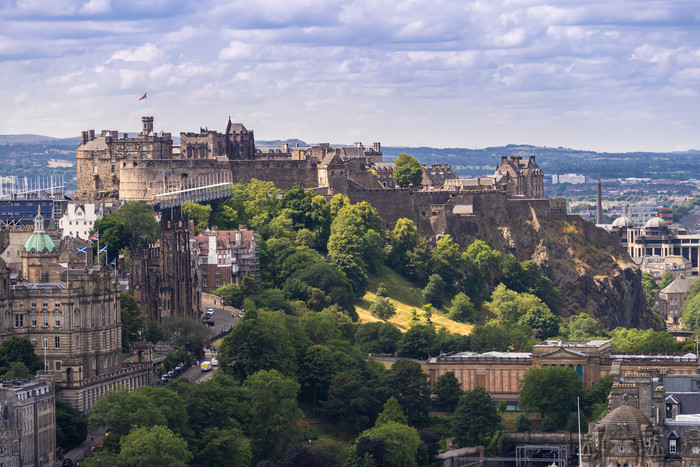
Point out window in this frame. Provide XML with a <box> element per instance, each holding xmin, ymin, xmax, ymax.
<box><xmin>31</xmin><ymin>315</ymin><xmax>36</xmax><ymax>327</ymax></box>
<box><xmin>42</xmin><ymin>337</ymin><xmax>47</xmax><ymax>350</ymax></box>
<box><xmin>42</xmin><ymin>315</ymin><xmax>48</xmax><ymax>327</ymax></box>
<box><xmin>54</xmin><ymin>300</ymin><xmax>60</xmax><ymax>308</ymax></box>
<box><xmin>55</xmin><ymin>362</ymin><xmax>61</xmax><ymax>371</ymax></box>
<box><xmin>31</xmin><ymin>300</ymin><xmax>36</xmax><ymax>308</ymax></box>
<box><xmin>55</xmin><ymin>315</ymin><xmax>60</xmax><ymax>327</ymax></box>
<box><xmin>13</xmin><ymin>315</ymin><xmax>23</xmax><ymax>328</ymax></box>
<box><xmin>42</xmin><ymin>300</ymin><xmax>48</xmax><ymax>308</ymax></box>
<box><xmin>54</xmin><ymin>337</ymin><xmax>60</xmax><ymax>349</ymax></box>
<box><xmin>670</xmin><ymin>439</ymin><xmax>677</xmax><ymax>454</ymax></box>
<box><xmin>19</xmin><ymin>301</ymin><xmax>23</xmax><ymax>309</ymax></box>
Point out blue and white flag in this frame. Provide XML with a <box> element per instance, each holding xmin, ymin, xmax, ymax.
<box><xmin>98</xmin><ymin>246</ymin><xmax>108</xmax><ymax>254</ymax></box>
<box><xmin>110</xmin><ymin>259</ymin><xmax>116</xmax><ymax>266</ymax></box>
<box><xmin>77</xmin><ymin>247</ymin><xmax>87</xmax><ymax>254</ymax></box>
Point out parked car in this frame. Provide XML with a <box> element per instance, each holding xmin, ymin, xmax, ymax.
<box><xmin>211</xmin><ymin>358</ymin><xmax>219</xmax><ymax>367</ymax></box>
<box><xmin>201</xmin><ymin>361</ymin><xmax>212</xmax><ymax>372</ymax></box>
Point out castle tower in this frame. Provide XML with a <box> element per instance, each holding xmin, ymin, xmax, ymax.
<box><xmin>141</xmin><ymin>116</ymin><xmax>154</xmax><ymax>136</ymax></box>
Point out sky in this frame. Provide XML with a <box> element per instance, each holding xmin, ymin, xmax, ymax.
<box><xmin>2</xmin><ymin>0</ymin><xmax>700</xmax><ymax>153</ymax></box>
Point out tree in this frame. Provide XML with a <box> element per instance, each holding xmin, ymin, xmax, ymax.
<box><xmin>0</xmin><ymin>336</ymin><xmax>44</xmax><ymax>375</ymax></box>
<box><xmin>515</xmin><ymin>414</ymin><xmax>532</xmax><ymax>432</ymax></box>
<box><xmin>519</xmin><ymin>366</ymin><xmax>583</xmax><ymax>429</ymax></box>
<box><xmin>432</xmin><ymin>235</ymin><xmax>461</xmax><ymax>285</ymax></box>
<box><xmin>388</xmin><ymin>218</ymin><xmax>418</xmax><ymax>273</ymax></box>
<box><xmin>369</xmin><ymin>296</ymin><xmax>396</xmax><ymax>320</ymax></box>
<box><xmin>195</xmin><ymin>427</ymin><xmax>252</xmax><ymax>467</ymax></box>
<box><xmin>489</xmin><ymin>284</ymin><xmax>558</xmax><ymax>338</ymax></box>
<box><xmin>302</xmin><ymin>345</ymin><xmax>337</xmax><ymax>416</ymax></box>
<box><xmin>641</xmin><ymin>272</ymin><xmax>659</xmax><ymax>307</ymax></box>
<box><xmin>355</xmin><ymin>322</ymin><xmax>402</xmax><ymax>354</ymax></box>
<box><xmin>587</xmin><ymin>374</ymin><xmax>613</xmax><ymax>421</ymax></box>
<box><xmin>358</xmin><ymin>421</ymin><xmax>421</xmax><ymax>467</ymax></box>
<box><xmin>448</xmin><ymin>293</ymin><xmax>475</xmax><ymax>323</ymax></box>
<box><xmin>162</xmin><ymin>316</ymin><xmax>211</xmax><ymax>359</ymax></box>
<box><xmin>433</xmin><ymin>371</ymin><xmax>463</xmax><ymax>412</ymax></box>
<box><xmin>56</xmin><ymin>400</ymin><xmax>88</xmax><ymax>451</ymax></box>
<box><xmin>120</xmin><ymin>293</ymin><xmax>144</xmax><ymax>351</ymax></box>
<box><xmin>565</xmin><ymin>313</ymin><xmax>606</xmax><ymax>340</ymax></box>
<box><xmin>182</xmin><ymin>201</ymin><xmax>211</xmax><ymax>234</ymax></box>
<box><xmin>397</xmin><ymin>324</ymin><xmax>437</xmax><ymax>359</ymax></box>
<box><xmin>382</xmin><ymin>359</ymin><xmax>431</xmax><ymax>425</ymax></box>
<box><xmin>114</xmin><ymin>201</ymin><xmax>160</xmax><ymax>247</ymax></box>
<box><xmin>659</xmin><ymin>270</ymin><xmax>675</xmax><ymax>289</ymax></box>
<box><xmin>88</xmin><ymin>387</ymin><xmax>168</xmax><ymax>440</ymax></box>
<box><xmin>281</xmin><ymin>445</ymin><xmax>330</xmax><ymax>467</ymax></box>
<box><xmin>375</xmin><ymin>396</ymin><xmax>408</xmax><ymax>425</ymax></box>
<box><xmin>393</xmin><ymin>153</ymin><xmax>423</xmax><ymax>187</ymax></box>
<box><xmin>322</xmin><ymin>370</ymin><xmax>374</xmax><ymax>436</ymax></box>
<box><xmin>118</xmin><ymin>425</ymin><xmax>192</xmax><ymax>467</ymax></box>
<box><xmin>213</xmin><ymin>283</ymin><xmax>244</xmax><ymax>308</ymax></box>
<box><xmin>422</xmin><ymin>274</ymin><xmax>447</xmax><ymax>308</ymax></box>
<box><xmin>452</xmin><ymin>387</ymin><xmax>501</xmax><ymax>447</ymax></box>
<box><xmin>470</xmin><ymin>323</ymin><xmax>536</xmax><ymax>351</ymax></box>
<box><xmin>144</xmin><ymin>320</ymin><xmax>164</xmax><ymax>344</ymax></box>
<box><xmin>91</xmin><ymin>215</ymin><xmax>127</xmax><ymax>260</ymax></box>
<box><xmin>246</xmin><ymin>369</ymin><xmax>304</xmax><ymax>461</ymax></box>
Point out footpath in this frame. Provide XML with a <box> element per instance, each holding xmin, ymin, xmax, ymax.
<box><xmin>56</xmin><ymin>425</ymin><xmax>111</xmax><ymax>466</ymax></box>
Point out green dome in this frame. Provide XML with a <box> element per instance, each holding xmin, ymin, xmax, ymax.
<box><xmin>24</xmin><ymin>232</ymin><xmax>56</xmax><ymax>253</ymax></box>
<box><xmin>23</xmin><ymin>212</ymin><xmax>56</xmax><ymax>253</ymax></box>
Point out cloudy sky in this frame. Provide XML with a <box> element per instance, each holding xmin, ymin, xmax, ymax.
<box><xmin>2</xmin><ymin>0</ymin><xmax>700</xmax><ymax>152</ymax></box>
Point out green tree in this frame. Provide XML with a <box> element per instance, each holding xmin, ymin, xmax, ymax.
<box><xmin>302</xmin><ymin>345</ymin><xmax>337</xmax><ymax>416</ymax></box>
<box><xmin>587</xmin><ymin>374</ymin><xmax>613</xmax><ymax>421</ymax></box>
<box><xmin>432</xmin><ymin>234</ymin><xmax>461</xmax><ymax>285</ymax></box>
<box><xmin>564</xmin><ymin>313</ymin><xmax>606</xmax><ymax>340</ymax></box>
<box><xmin>452</xmin><ymin>386</ymin><xmax>501</xmax><ymax>447</ymax></box>
<box><xmin>246</xmin><ymin>369</ymin><xmax>304</xmax><ymax>461</ymax></box>
<box><xmin>88</xmin><ymin>387</ymin><xmax>168</xmax><ymax>441</ymax></box>
<box><xmin>195</xmin><ymin>427</ymin><xmax>252</xmax><ymax>467</ymax></box>
<box><xmin>682</xmin><ymin>282</ymin><xmax>700</xmax><ymax>330</ymax></box>
<box><xmin>358</xmin><ymin>421</ymin><xmax>421</xmax><ymax>467</ymax></box>
<box><xmin>115</xmin><ymin>201</ymin><xmax>161</xmax><ymax>247</ymax></box>
<box><xmin>659</xmin><ymin>271</ymin><xmax>675</xmax><ymax>289</ymax></box>
<box><xmin>91</xmin><ymin>215</ymin><xmax>127</xmax><ymax>260</ymax></box>
<box><xmin>369</xmin><ymin>296</ymin><xmax>396</xmax><ymax>320</ymax></box>
<box><xmin>470</xmin><ymin>322</ymin><xmax>536</xmax><ymax>351</ymax></box>
<box><xmin>355</xmin><ymin>322</ymin><xmax>402</xmax><ymax>354</ymax></box>
<box><xmin>182</xmin><ymin>201</ymin><xmax>212</xmax><ymax>234</ymax></box>
<box><xmin>489</xmin><ymin>284</ymin><xmax>558</xmax><ymax>338</ymax></box>
<box><xmin>118</xmin><ymin>425</ymin><xmax>192</xmax><ymax>467</ymax></box>
<box><xmin>388</xmin><ymin>218</ymin><xmax>418</xmax><ymax>273</ymax></box>
<box><xmin>213</xmin><ymin>283</ymin><xmax>244</xmax><ymax>308</ymax></box>
<box><xmin>641</xmin><ymin>272</ymin><xmax>659</xmax><ymax>307</ymax></box>
<box><xmin>382</xmin><ymin>359</ymin><xmax>431</xmax><ymax>425</ymax></box>
<box><xmin>144</xmin><ymin>320</ymin><xmax>164</xmax><ymax>344</ymax></box>
<box><xmin>433</xmin><ymin>371</ymin><xmax>463</xmax><ymax>412</ymax></box>
<box><xmin>393</xmin><ymin>153</ymin><xmax>423</xmax><ymax>187</ymax></box>
<box><xmin>162</xmin><ymin>316</ymin><xmax>211</xmax><ymax>359</ymax></box>
<box><xmin>448</xmin><ymin>292</ymin><xmax>475</xmax><ymax>323</ymax></box>
<box><xmin>0</xmin><ymin>336</ymin><xmax>44</xmax><ymax>374</ymax></box>
<box><xmin>515</xmin><ymin>414</ymin><xmax>532</xmax><ymax>431</ymax></box>
<box><xmin>120</xmin><ymin>293</ymin><xmax>144</xmax><ymax>351</ymax></box>
<box><xmin>519</xmin><ymin>366</ymin><xmax>583</xmax><ymax>429</ymax></box>
<box><xmin>56</xmin><ymin>400</ymin><xmax>88</xmax><ymax>451</ymax></box>
<box><xmin>397</xmin><ymin>324</ymin><xmax>437</xmax><ymax>359</ymax></box>
<box><xmin>422</xmin><ymin>274</ymin><xmax>447</xmax><ymax>308</ymax></box>
<box><xmin>322</xmin><ymin>369</ymin><xmax>374</xmax><ymax>436</ymax></box>
<box><xmin>375</xmin><ymin>396</ymin><xmax>408</xmax><ymax>425</ymax></box>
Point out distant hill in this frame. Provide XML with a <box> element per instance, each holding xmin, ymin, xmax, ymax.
<box><xmin>0</xmin><ymin>134</ymin><xmax>81</xmax><ymax>145</ymax></box>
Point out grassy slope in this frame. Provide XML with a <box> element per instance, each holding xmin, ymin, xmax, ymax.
<box><xmin>356</xmin><ymin>265</ymin><xmax>473</xmax><ymax>335</ymax></box>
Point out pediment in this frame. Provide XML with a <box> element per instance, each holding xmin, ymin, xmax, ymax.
<box><xmin>609</xmin><ymin>425</ymin><xmax>633</xmax><ymax>441</ymax></box>
<box><xmin>537</xmin><ymin>347</ymin><xmax>588</xmax><ymax>359</ymax></box>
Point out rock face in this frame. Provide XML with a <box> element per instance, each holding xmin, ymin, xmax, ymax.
<box><xmin>445</xmin><ymin>211</ymin><xmax>657</xmax><ymax>331</ymax></box>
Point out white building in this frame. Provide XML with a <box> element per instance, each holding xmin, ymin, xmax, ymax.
<box><xmin>58</xmin><ymin>201</ymin><xmax>117</xmax><ymax>240</ymax></box>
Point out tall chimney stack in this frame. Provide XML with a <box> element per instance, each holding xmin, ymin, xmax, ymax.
<box><xmin>596</xmin><ymin>179</ymin><xmax>603</xmax><ymax>224</ymax></box>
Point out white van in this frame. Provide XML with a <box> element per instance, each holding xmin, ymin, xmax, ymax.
<box><xmin>200</xmin><ymin>361</ymin><xmax>212</xmax><ymax>372</ymax></box>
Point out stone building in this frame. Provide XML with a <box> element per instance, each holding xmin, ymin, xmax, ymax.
<box><xmin>129</xmin><ymin>210</ymin><xmax>200</xmax><ymax>322</ymax></box>
<box><xmin>0</xmin><ymin>212</ymin><xmax>154</xmax><ymax>413</ymax></box>
<box><xmin>58</xmin><ymin>200</ymin><xmax>117</xmax><ymax>241</ymax></box>
<box><xmin>420</xmin><ymin>163</ymin><xmax>459</xmax><ymax>190</ymax></box>
<box><xmin>581</xmin><ymin>367</ymin><xmax>700</xmax><ymax>466</ymax></box>
<box><xmin>659</xmin><ymin>275</ymin><xmax>700</xmax><ymax>326</ymax></box>
<box><xmin>0</xmin><ymin>373</ymin><xmax>55</xmax><ymax>467</ymax></box>
<box><xmin>191</xmin><ymin>226</ymin><xmax>260</xmax><ymax>293</ymax></box>
<box><xmin>638</xmin><ymin>256</ymin><xmax>694</xmax><ymax>281</ymax></box>
<box><xmin>427</xmin><ymin>340</ymin><xmax>699</xmax><ymax>405</ymax></box>
<box><xmin>612</xmin><ymin>217</ymin><xmax>700</xmax><ymax>276</ymax></box>
<box><xmin>493</xmin><ymin>154</ymin><xmax>544</xmax><ymax>199</ymax></box>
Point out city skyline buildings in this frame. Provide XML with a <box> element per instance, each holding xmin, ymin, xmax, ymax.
<box><xmin>2</xmin><ymin>0</ymin><xmax>700</xmax><ymax>153</ymax></box>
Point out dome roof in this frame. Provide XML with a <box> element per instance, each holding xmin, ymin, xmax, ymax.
<box><xmin>599</xmin><ymin>403</ymin><xmax>654</xmax><ymax>439</ymax></box>
<box><xmin>612</xmin><ymin>216</ymin><xmax>634</xmax><ymax>228</ymax></box>
<box><xmin>23</xmin><ymin>212</ymin><xmax>56</xmax><ymax>254</ymax></box>
<box><xmin>645</xmin><ymin>217</ymin><xmax>668</xmax><ymax>229</ymax></box>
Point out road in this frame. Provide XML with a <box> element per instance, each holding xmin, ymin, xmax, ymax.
<box><xmin>201</xmin><ymin>295</ymin><xmax>241</xmax><ymax>337</ymax></box>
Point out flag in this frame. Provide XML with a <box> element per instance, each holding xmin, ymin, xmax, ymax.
<box><xmin>98</xmin><ymin>246</ymin><xmax>108</xmax><ymax>254</ymax></box>
<box><xmin>110</xmin><ymin>259</ymin><xmax>116</xmax><ymax>266</ymax></box>
<box><xmin>139</xmin><ymin>93</ymin><xmax>147</xmax><ymax>101</ymax></box>
<box><xmin>77</xmin><ymin>247</ymin><xmax>87</xmax><ymax>254</ymax></box>
<box><xmin>89</xmin><ymin>232</ymin><xmax>99</xmax><ymax>243</ymax></box>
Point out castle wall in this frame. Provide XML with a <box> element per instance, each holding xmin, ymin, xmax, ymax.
<box><xmin>228</xmin><ymin>160</ymin><xmax>319</xmax><ymax>190</ymax></box>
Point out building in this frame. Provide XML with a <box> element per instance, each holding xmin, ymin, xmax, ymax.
<box><xmin>0</xmin><ymin>373</ymin><xmax>55</xmax><ymax>467</ymax></box>
<box><xmin>427</xmin><ymin>340</ymin><xmax>699</xmax><ymax>405</ymax></box>
<box><xmin>638</xmin><ymin>256</ymin><xmax>694</xmax><ymax>280</ymax></box>
<box><xmin>581</xmin><ymin>367</ymin><xmax>700</xmax><ymax>466</ymax></box>
<box><xmin>443</xmin><ymin>155</ymin><xmax>544</xmax><ymax>199</ymax></box>
<box><xmin>58</xmin><ymin>201</ymin><xmax>117</xmax><ymax>241</ymax></box>
<box><xmin>612</xmin><ymin>217</ymin><xmax>700</xmax><ymax>276</ymax></box>
<box><xmin>129</xmin><ymin>210</ymin><xmax>200</xmax><ymax>322</ymax></box>
<box><xmin>420</xmin><ymin>163</ymin><xmax>459</xmax><ymax>190</ymax></box>
<box><xmin>659</xmin><ymin>275</ymin><xmax>700</xmax><ymax>326</ymax></box>
<box><xmin>191</xmin><ymin>226</ymin><xmax>260</xmax><ymax>293</ymax></box>
<box><xmin>0</xmin><ymin>212</ymin><xmax>154</xmax><ymax>413</ymax></box>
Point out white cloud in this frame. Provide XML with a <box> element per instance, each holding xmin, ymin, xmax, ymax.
<box><xmin>109</xmin><ymin>43</ymin><xmax>161</xmax><ymax>63</ymax></box>
<box><xmin>80</xmin><ymin>0</ymin><xmax>111</xmax><ymax>14</ymax></box>
<box><xmin>219</xmin><ymin>41</ymin><xmax>255</xmax><ymax>61</ymax></box>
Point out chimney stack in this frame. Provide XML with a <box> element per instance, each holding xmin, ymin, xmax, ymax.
<box><xmin>596</xmin><ymin>179</ymin><xmax>603</xmax><ymax>224</ymax></box>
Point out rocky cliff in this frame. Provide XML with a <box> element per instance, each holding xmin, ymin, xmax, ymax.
<box><xmin>444</xmin><ymin>208</ymin><xmax>658</xmax><ymax>330</ymax></box>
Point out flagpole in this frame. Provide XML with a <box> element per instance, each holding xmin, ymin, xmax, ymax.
<box><xmin>577</xmin><ymin>396</ymin><xmax>582</xmax><ymax>466</ymax></box>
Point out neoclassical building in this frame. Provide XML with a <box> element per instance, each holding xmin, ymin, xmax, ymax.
<box><xmin>0</xmin><ymin>212</ymin><xmax>154</xmax><ymax>412</ymax></box>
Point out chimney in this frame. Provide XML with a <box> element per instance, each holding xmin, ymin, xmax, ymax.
<box><xmin>373</xmin><ymin>142</ymin><xmax>381</xmax><ymax>152</ymax></box>
<box><xmin>282</xmin><ymin>143</ymin><xmax>289</xmax><ymax>153</ymax></box>
<box><xmin>354</xmin><ymin>142</ymin><xmax>362</xmax><ymax>149</ymax></box>
<box><xmin>89</xmin><ymin>129</ymin><xmax>95</xmax><ymax>141</ymax></box>
<box><xmin>81</xmin><ymin>131</ymin><xmax>89</xmax><ymax>145</ymax></box>
<box><xmin>596</xmin><ymin>179</ymin><xmax>603</xmax><ymax>224</ymax></box>
<box><xmin>501</xmin><ymin>155</ymin><xmax>507</xmax><ymax>164</ymax></box>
